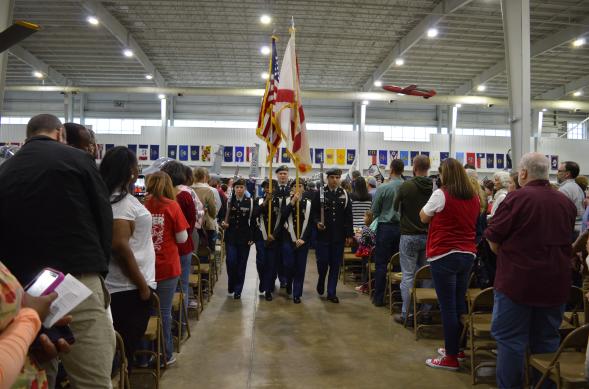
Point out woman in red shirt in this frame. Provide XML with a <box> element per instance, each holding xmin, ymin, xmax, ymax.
<box><xmin>419</xmin><ymin>158</ymin><xmax>480</xmax><ymax>370</ymax></box>
<box><xmin>144</xmin><ymin>171</ymin><xmax>189</xmax><ymax>366</ymax></box>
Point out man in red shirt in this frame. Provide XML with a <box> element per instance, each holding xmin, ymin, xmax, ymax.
<box><xmin>485</xmin><ymin>152</ymin><xmax>576</xmax><ymax>389</ymax></box>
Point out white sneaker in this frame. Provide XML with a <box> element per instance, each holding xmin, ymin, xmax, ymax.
<box><xmin>437</xmin><ymin>348</ymin><xmax>466</xmax><ymax>362</ymax></box>
<box><xmin>188</xmin><ymin>300</ymin><xmax>199</xmax><ymax>310</ymax></box>
<box><xmin>166</xmin><ymin>354</ymin><xmax>177</xmax><ymax>366</ymax></box>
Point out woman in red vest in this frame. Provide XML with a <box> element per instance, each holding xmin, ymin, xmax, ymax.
<box><xmin>420</xmin><ymin>158</ymin><xmax>480</xmax><ymax>370</ymax></box>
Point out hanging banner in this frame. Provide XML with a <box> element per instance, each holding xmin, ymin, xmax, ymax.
<box><xmin>315</xmin><ymin>148</ymin><xmax>324</xmax><ymax>164</ymax></box>
<box><xmin>378</xmin><ymin>150</ymin><xmax>388</xmax><ymax>166</ymax></box>
<box><xmin>224</xmin><ymin>146</ymin><xmax>233</xmax><ymax>162</ymax></box>
<box><xmin>190</xmin><ymin>145</ymin><xmax>200</xmax><ymax>161</ymax></box>
<box><xmin>309</xmin><ymin>148</ymin><xmax>314</xmax><ymax>162</ymax></box>
<box><xmin>235</xmin><ymin>146</ymin><xmax>245</xmax><ymax>162</ymax></box>
<box><xmin>440</xmin><ymin>152</ymin><xmax>449</xmax><ymax>162</ymax></box>
<box><xmin>179</xmin><ymin>145</ymin><xmax>188</xmax><ymax>161</ymax></box>
<box><xmin>399</xmin><ymin>151</ymin><xmax>409</xmax><ymax>166</ymax></box>
<box><xmin>201</xmin><ymin>146</ymin><xmax>211</xmax><ymax>162</ymax></box>
<box><xmin>410</xmin><ymin>151</ymin><xmax>419</xmax><ymax>165</ymax></box>
<box><xmin>347</xmin><ymin>149</ymin><xmax>356</xmax><ymax>165</ymax></box>
<box><xmin>476</xmin><ymin>153</ymin><xmax>485</xmax><ymax>169</ymax></box>
<box><xmin>466</xmin><ymin>152</ymin><xmax>476</xmax><ymax>166</ymax></box>
<box><xmin>281</xmin><ymin>147</ymin><xmax>291</xmax><ymax>163</ymax></box>
<box><xmin>455</xmin><ymin>152</ymin><xmax>465</xmax><ymax>164</ymax></box>
<box><xmin>325</xmin><ymin>148</ymin><xmax>335</xmax><ymax>164</ymax></box>
<box><xmin>367</xmin><ymin>150</ymin><xmax>377</xmax><ymax>165</ymax></box>
<box><xmin>390</xmin><ymin>150</ymin><xmax>399</xmax><ymax>160</ymax></box>
<box><xmin>550</xmin><ymin>155</ymin><xmax>559</xmax><ymax>170</ymax></box>
<box><xmin>105</xmin><ymin>144</ymin><xmax>115</xmax><ymax>152</ymax></box>
<box><xmin>127</xmin><ymin>144</ymin><xmax>137</xmax><ymax>155</ymax></box>
<box><xmin>486</xmin><ymin>153</ymin><xmax>495</xmax><ymax>168</ymax></box>
<box><xmin>168</xmin><ymin>145</ymin><xmax>177</xmax><ymax>159</ymax></box>
<box><xmin>496</xmin><ymin>153</ymin><xmax>505</xmax><ymax>169</ymax></box>
<box><xmin>137</xmin><ymin>144</ymin><xmax>148</xmax><ymax>161</ymax></box>
<box><xmin>150</xmin><ymin>145</ymin><xmax>159</xmax><ymax>160</ymax></box>
<box><xmin>336</xmin><ymin>149</ymin><xmax>346</xmax><ymax>165</ymax></box>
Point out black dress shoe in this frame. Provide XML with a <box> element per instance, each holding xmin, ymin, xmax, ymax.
<box><xmin>234</xmin><ymin>294</ymin><xmax>241</xmax><ymax>300</ymax></box>
<box><xmin>265</xmin><ymin>292</ymin><xmax>273</xmax><ymax>301</ymax></box>
<box><xmin>316</xmin><ymin>281</ymin><xmax>325</xmax><ymax>296</ymax></box>
<box><xmin>373</xmin><ymin>301</ymin><xmax>385</xmax><ymax>307</ymax></box>
<box><xmin>327</xmin><ymin>296</ymin><xmax>339</xmax><ymax>304</ymax></box>
<box><xmin>280</xmin><ymin>283</ymin><xmax>287</xmax><ymax>289</ymax></box>
<box><xmin>286</xmin><ymin>284</ymin><xmax>292</xmax><ymax>295</ymax></box>
<box><xmin>293</xmin><ymin>297</ymin><xmax>301</xmax><ymax>304</ymax></box>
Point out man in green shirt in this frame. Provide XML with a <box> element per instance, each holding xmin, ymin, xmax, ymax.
<box><xmin>371</xmin><ymin>159</ymin><xmax>404</xmax><ymax>306</ymax></box>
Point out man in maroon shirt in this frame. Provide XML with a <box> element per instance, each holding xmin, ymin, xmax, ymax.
<box><xmin>485</xmin><ymin>152</ymin><xmax>576</xmax><ymax>389</ymax></box>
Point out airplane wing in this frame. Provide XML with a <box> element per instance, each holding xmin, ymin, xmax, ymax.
<box><xmin>0</xmin><ymin>21</ymin><xmax>39</xmax><ymax>53</ymax></box>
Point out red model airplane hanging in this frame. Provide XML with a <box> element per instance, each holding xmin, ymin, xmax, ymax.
<box><xmin>382</xmin><ymin>84</ymin><xmax>437</xmax><ymax>99</ymax></box>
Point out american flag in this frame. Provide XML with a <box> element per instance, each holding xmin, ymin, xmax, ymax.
<box><xmin>256</xmin><ymin>36</ymin><xmax>281</xmax><ymax>162</ymax></box>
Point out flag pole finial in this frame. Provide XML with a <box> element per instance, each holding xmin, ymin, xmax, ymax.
<box><xmin>289</xmin><ymin>16</ymin><xmax>295</xmax><ymax>33</ymax></box>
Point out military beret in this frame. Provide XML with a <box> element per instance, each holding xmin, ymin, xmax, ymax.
<box><xmin>275</xmin><ymin>165</ymin><xmax>289</xmax><ymax>173</ymax></box>
<box><xmin>326</xmin><ymin>168</ymin><xmax>342</xmax><ymax>176</ymax></box>
<box><xmin>234</xmin><ymin>178</ymin><xmax>246</xmax><ymax>187</ymax></box>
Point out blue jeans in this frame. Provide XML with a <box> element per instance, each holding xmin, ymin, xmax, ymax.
<box><xmin>282</xmin><ymin>241</ymin><xmax>309</xmax><ymax>298</ymax></box>
<box><xmin>430</xmin><ymin>252</ymin><xmax>473</xmax><ymax>356</ymax></box>
<box><xmin>179</xmin><ymin>253</ymin><xmax>192</xmax><ymax>315</ymax></box>
<box><xmin>156</xmin><ymin>276</ymin><xmax>179</xmax><ymax>361</ymax></box>
<box><xmin>225</xmin><ymin>243</ymin><xmax>250</xmax><ymax>295</ymax></box>
<box><xmin>399</xmin><ymin>234</ymin><xmax>430</xmax><ymax>317</ymax></box>
<box><xmin>255</xmin><ymin>240</ymin><xmax>266</xmax><ymax>292</ymax></box>
<box><xmin>492</xmin><ymin>290</ymin><xmax>564</xmax><ymax>389</ymax></box>
<box><xmin>373</xmin><ymin>223</ymin><xmax>400</xmax><ymax>304</ymax></box>
<box><xmin>315</xmin><ymin>241</ymin><xmax>344</xmax><ymax>298</ymax></box>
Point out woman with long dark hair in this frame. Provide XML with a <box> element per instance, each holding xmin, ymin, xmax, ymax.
<box><xmin>419</xmin><ymin>158</ymin><xmax>480</xmax><ymax>370</ymax></box>
<box><xmin>99</xmin><ymin>146</ymin><xmax>155</xmax><ymax>369</ymax></box>
<box><xmin>350</xmin><ymin>177</ymin><xmax>372</xmax><ymax>229</ymax></box>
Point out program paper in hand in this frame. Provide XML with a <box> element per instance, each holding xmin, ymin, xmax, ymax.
<box><xmin>44</xmin><ymin>274</ymin><xmax>92</xmax><ymax>327</ymax></box>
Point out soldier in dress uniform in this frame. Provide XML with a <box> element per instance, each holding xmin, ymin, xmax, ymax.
<box><xmin>272</xmin><ymin>165</ymin><xmax>291</xmax><ymax>289</ymax></box>
<box><xmin>280</xmin><ymin>179</ymin><xmax>312</xmax><ymax>303</ymax></box>
<box><xmin>221</xmin><ymin>179</ymin><xmax>255</xmax><ymax>299</ymax></box>
<box><xmin>312</xmin><ymin>168</ymin><xmax>354</xmax><ymax>303</ymax></box>
<box><xmin>254</xmin><ymin>179</ymin><xmax>277</xmax><ymax>294</ymax></box>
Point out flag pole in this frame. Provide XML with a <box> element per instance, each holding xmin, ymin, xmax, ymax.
<box><xmin>296</xmin><ymin>169</ymin><xmax>300</xmax><ymax>240</ymax></box>
<box><xmin>268</xmin><ymin>154</ymin><xmax>273</xmax><ymax>238</ymax></box>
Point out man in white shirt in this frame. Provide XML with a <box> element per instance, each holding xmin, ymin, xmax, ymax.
<box><xmin>557</xmin><ymin>161</ymin><xmax>585</xmax><ymax>220</ymax></box>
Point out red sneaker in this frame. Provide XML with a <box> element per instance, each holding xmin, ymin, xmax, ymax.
<box><xmin>425</xmin><ymin>356</ymin><xmax>459</xmax><ymax>371</ymax></box>
<box><xmin>437</xmin><ymin>348</ymin><xmax>466</xmax><ymax>362</ymax></box>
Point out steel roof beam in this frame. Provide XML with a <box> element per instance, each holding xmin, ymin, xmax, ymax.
<box><xmin>535</xmin><ymin>75</ymin><xmax>589</xmax><ymax>100</ymax></box>
<box><xmin>454</xmin><ymin>15</ymin><xmax>589</xmax><ymax>95</ymax></box>
<box><xmin>8</xmin><ymin>45</ymin><xmax>69</xmax><ymax>86</ymax></box>
<box><xmin>362</xmin><ymin>0</ymin><xmax>474</xmax><ymax>91</ymax></box>
<box><xmin>79</xmin><ymin>0</ymin><xmax>165</xmax><ymax>87</ymax></box>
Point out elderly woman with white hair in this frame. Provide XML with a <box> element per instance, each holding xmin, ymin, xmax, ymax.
<box><xmin>488</xmin><ymin>171</ymin><xmax>511</xmax><ymax>219</ymax></box>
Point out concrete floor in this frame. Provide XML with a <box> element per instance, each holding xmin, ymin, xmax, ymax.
<box><xmin>159</xmin><ymin>248</ymin><xmax>493</xmax><ymax>389</ymax></box>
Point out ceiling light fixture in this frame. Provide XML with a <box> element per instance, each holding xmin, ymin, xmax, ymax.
<box><xmin>394</xmin><ymin>58</ymin><xmax>404</xmax><ymax>66</ymax></box>
<box><xmin>158</xmin><ymin>94</ymin><xmax>166</xmax><ymax>99</ymax></box>
<box><xmin>261</xmin><ymin>72</ymin><xmax>269</xmax><ymax>80</ymax></box>
<box><xmin>32</xmin><ymin>71</ymin><xmax>44</xmax><ymax>79</ymax></box>
<box><xmin>260</xmin><ymin>15</ymin><xmax>271</xmax><ymax>25</ymax></box>
<box><xmin>455</xmin><ymin>103</ymin><xmax>462</xmax><ymax>108</ymax></box>
<box><xmin>572</xmin><ymin>38</ymin><xmax>586</xmax><ymax>47</ymax></box>
<box><xmin>87</xmin><ymin>16</ymin><xmax>99</xmax><ymax>25</ymax></box>
<box><xmin>427</xmin><ymin>28</ymin><xmax>438</xmax><ymax>38</ymax></box>
<box><xmin>145</xmin><ymin>74</ymin><xmax>153</xmax><ymax>80</ymax></box>
<box><xmin>123</xmin><ymin>49</ymin><xmax>133</xmax><ymax>57</ymax></box>
<box><xmin>542</xmin><ymin>108</ymin><xmax>547</xmax><ymax>112</ymax></box>
<box><xmin>476</xmin><ymin>84</ymin><xmax>486</xmax><ymax>92</ymax></box>
<box><xmin>260</xmin><ymin>46</ymin><xmax>270</xmax><ymax>55</ymax></box>
<box><xmin>362</xmin><ymin>100</ymin><xmax>370</xmax><ymax>105</ymax></box>
<box><xmin>373</xmin><ymin>80</ymin><xmax>383</xmax><ymax>87</ymax></box>
<box><xmin>573</xmin><ymin>90</ymin><xmax>583</xmax><ymax>97</ymax></box>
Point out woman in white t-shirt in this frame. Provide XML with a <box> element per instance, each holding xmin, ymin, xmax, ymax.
<box><xmin>99</xmin><ymin>146</ymin><xmax>156</xmax><ymax>369</ymax></box>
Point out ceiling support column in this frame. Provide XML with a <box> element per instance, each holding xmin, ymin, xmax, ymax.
<box><xmin>448</xmin><ymin>105</ymin><xmax>457</xmax><ymax>158</ymax></box>
<box><xmin>160</xmin><ymin>96</ymin><xmax>168</xmax><ymax>156</ymax></box>
<box><xmin>0</xmin><ymin>0</ymin><xmax>15</xmax><ymax>119</ymax></box>
<box><xmin>501</xmin><ymin>0</ymin><xmax>531</xmax><ymax>169</ymax></box>
<box><xmin>358</xmin><ymin>102</ymin><xmax>366</xmax><ymax>173</ymax></box>
<box><xmin>532</xmin><ymin>108</ymin><xmax>543</xmax><ymax>152</ymax></box>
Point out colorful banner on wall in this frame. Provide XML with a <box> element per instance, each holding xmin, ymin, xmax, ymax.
<box><xmin>138</xmin><ymin>144</ymin><xmax>148</xmax><ymax>161</ymax></box>
<box><xmin>421</xmin><ymin>151</ymin><xmax>430</xmax><ymax>158</ymax></box>
<box><xmin>235</xmin><ymin>146</ymin><xmax>245</xmax><ymax>162</ymax></box>
<box><xmin>486</xmin><ymin>153</ymin><xmax>494</xmax><ymax>168</ymax></box>
<box><xmin>190</xmin><ymin>145</ymin><xmax>200</xmax><ymax>161</ymax></box>
<box><xmin>150</xmin><ymin>145</ymin><xmax>159</xmax><ymax>160</ymax></box>
<box><xmin>368</xmin><ymin>150</ymin><xmax>377</xmax><ymax>165</ymax></box>
<box><xmin>336</xmin><ymin>149</ymin><xmax>346</xmax><ymax>165</ymax></box>
<box><xmin>550</xmin><ymin>155</ymin><xmax>559</xmax><ymax>170</ymax></box>
<box><xmin>168</xmin><ymin>145</ymin><xmax>177</xmax><ymax>159</ymax></box>
<box><xmin>455</xmin><ymin>152</ymin><xmax>465</xmax><ymax>164</ymax></box>
<box><xmin>347</xmin><ymin>149</ymin><xmax>356</xmax><ymax>165</ymax></box>
<box><xmin>390</xmin><ymin>150</ymin><xmax>399</xmax><ymax>160</ymax></box>
<box><xmin>127</xmin><ymin>144</ymin><xmax>137</xmax><ymax>155</ymax></box>
<box><xmin>410</xmin><ymin>151</ymin><xmax>419</xmax><ymax>165</ymax></box>
<box><xmin>466</xmin><ymin>152</ymin><xmax>475</xmax><ymax>166</ymax></box>
<box><xmin>496</xmin><ymin>153</ymin><xmax>504</xmax><ymax>169</ymax></box>
<box><xmin>325</xmin><ymin>148</ymin><xmax>335</xmax><ymax>164</ymax></box>
<box><xmin>281</xmin><ymin>147</ymin><xmax>291</xmax><ymax>163</ymax></box>
<box><xmin>399</xmin><ymin>151</ymin><xmax>409</xmax><ymax>166</ymax></box>
<box><xmin>105</xmin><ymin>144</ymin><xmax>115</xmax><ymax>152</ymax></box>
<box><xmin>440</xmin><ymin>152</ymin><xmax>449</xmax><ymax>162</ymax></box>
<box><xmin>476</xmin><ymin>153</ymin><xmax>485</xmax><ymax>169</ymax></box>
<box><xmin>309</xmin><ymin>148</ymin><xmax>314</xmax><ymax>162</ymax></box>
<box><xmin>315</xmin><ymin>148</ymin><xmax>324</xmax><ymax>164</ymax></box>
<box><xmin>224</xmin><ymin>146</ymin><xmax>233</xmax><ymax>162</ymax></box>
<box><xmin>378</xmin><ymin>150</ymin><xmax>388</xmax><ymax>166</ymax></box>
<box><xmin>179</xmin><ymin>145</ymin><xmax>188</xmax><ymax>161</ymax></box>
<box><xmin>201</xmin><ymin>146</ymin><xmax>211</xmax><ymax>162</ymax></box>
